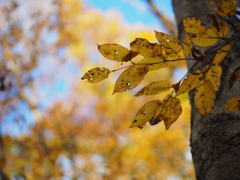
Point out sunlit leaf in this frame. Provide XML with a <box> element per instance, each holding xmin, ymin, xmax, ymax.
<box><xmin>224</xmin><ymin>97</ymin><xmax>240</xmax><ymax>111</ymax></box>
<box><xmin>209</xmin><ymin>0</ymin><xmax>238</xmax><ymax>17</ymax></box>
<box><xmin>212</xmin><ymin>44</ymin><xmax>231</xmax><ymax>65</ymax></box>
<box><xmin>175</xmin><ymin>70</ymin><xmax>203</xmax><ymax>97</ymax></box>
<box><xmin>81</xmin><ymin>67</ymin><xmax>111</xmax><ymax>83</ymax></box>
<box><xmin>206</xmin><ymin>65</ymin><xmax>222</xmax><ymax>91</ymax></box>
<box><xmin>161</xmin><ymin>96</ymin><xmax>182</xmax><ymax>130</ymax></box>
<box><xmin>138</xmin><ymin>56</ymin><xmax>168</xmax><ymax>71</ymax></box>
<box><xmin>130</xmin><ymin>38</ymin><xmax>162</xmax><ymax>57</ymax></box>
<box><xmin>182</xmin><ymin>17</ymin><xmax>207</xmax><ymax>34</ymax></box>
<box><xmin>130</xmin><ymin>100</ymin><xmax>161</xmax><ymax>128</ymax></box>
<box><xmin>194</xmin><ymin>80</ymin><xmax>216</xmax><ymax>116</ymax></box>
<box><xmin>135</xmin><ymin>80</ymin><xmax>171</xmax><ymax>97</ymax></box>
<box><xmin>155</xmin><ymin>31</ymin><xmax>182</xmax><ymax>58</ymax></box>
<box><xmin>98</xmin><ymin>44</ymin><xmax>132</xmax><ymax>62</ymax></box>
<box><xmin>113</xmin><ymin>65</ymin><xmax>148</xmax><ymax>94</ymax></box>
<box><xmin>228</xmin><ymin>67</ymin><xmax>240</xmax><ymax>89</ymax></box>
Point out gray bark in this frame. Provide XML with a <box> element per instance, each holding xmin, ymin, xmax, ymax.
<box><xmin>172</xmin><ymin>0</ymin><xmax>240</xmax><ymax>179</ymax></box>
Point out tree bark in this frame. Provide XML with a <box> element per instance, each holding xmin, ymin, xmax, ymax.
<box><xmin>172</xmin><ymin>0</ymin><xmax>240</xmax><ymax>179</ymax></box>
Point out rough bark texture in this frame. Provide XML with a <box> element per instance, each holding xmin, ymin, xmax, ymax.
<box><xmin>172</xmin><ymin>0</ymin><xmax>240</xmax><ymax>179</ymax></box>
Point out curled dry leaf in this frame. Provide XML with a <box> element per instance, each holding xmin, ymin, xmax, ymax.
<box><xmin>98</xmin><ymin>44</ymin><xmax>132</xmax><ymax>62</ymax></box>
<box><xmin>206</xmin><ymin>65</ymin><xmax>222</xmax><ymax>91</ymax></box>
<box><xmin>113</xmin><ymin>65</ymin><xmax>148</xmax><ymax>94</ymax></box>
<box><xmin>175</xmin><ymin>70</ymin><xmax>202</xmax><ymax>97</ymax></box>
<box><xmin>224</xmin><ymin>97</ymin><xmax>240</xmax><ymax>111</ymax></box>
<box><xmin>130</xmin><ymin>38</ymin><xmax>162</xmax><ymax>57</ymax></box>
<box><xmin>130</xmin><ymin>100</ymin><xmax>162</xmax><ymax>128</ymax></box>
<box><xmin>212</xmin><ymin>44</ymin><xmax>231</xmax><ymax>65</ymax></box>
<box><xmin>209</xmin><ymin>0</ymin><xmax>238</xmax><ymax>17</ymax></box>
<box><xmin>81</xmin><ymin>67</ymin><xmax>111</xmax><ymax>83</ymax></box>
<box><xmin>194</xmin><ymin>80</ymin><xmax>216</xmax><ymax>116</ymax></box>
<box><xmin>228</xmin><ymin>67</ymin><xmax>240</xmax><ymax>89</ymax></box>
<box><xmin>161</xmin><ymin>96</ymin><xmax>182</xmax><ymax>130</ymax></box>
<box><xmin>135</xmin><ymin>80</ymin><xmax>171</xmax><ymax>97</ymax></box>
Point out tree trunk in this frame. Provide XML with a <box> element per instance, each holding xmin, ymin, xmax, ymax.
<box><xmin>172</xmin><ymin>0</ymin><xmax>240</xmax><ymax>179</ymax></box>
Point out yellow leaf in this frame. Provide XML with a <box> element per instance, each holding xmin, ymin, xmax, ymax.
<box><xmin>191</xmin><ymin>33</ymin><xmax>218</xmax><ymax>47</ymax></box>
<box><xmin>130</xmin><ymin>38</ymin><xmax>162</xmax><ymax>57</ymax></box>
<box><xmin>207</xmin><ymin>21</ymin><xmax>229</xmax><ymax>37</ymax></box>
<box><xmin>212</xmin><ymin>44</ymin><xmax>231</xmax><ymax>65</ymax></box>
<box><xmin>113</xmin><ymin>65</ymin><xmax>148</xmax><ymax>93</ymax></box>
<box><xmin>138</xmin><ymin>56</ymin><xmax>168</xmax><ymax>71</ymax></box>
<box><xmin>98</xmin><ymin>44</ymin><xmax>132</xmax><ymax>62</ymax></box>
<box><xmin>228</xmin><ymin>67</ymin><xmax>240</xmax><ymax>89</ymax></box>
<box><xmin>130</xmin><ymin>100</ymin><xmax>161</xmax><ymax>128</ymax></box>
<box><xmin>155</xmin><ymin>31</ymin><xmax>182</xmax><ymax>58</ymax></box>
<box><xmin>182</xmin><ymin>17</ymin><xmax>207</xmax><ymax>34</ymax></box>
<box><xmin>175</xmin><ymin>70</ymin><xmax>203</xmax><ymax>97</ymax></box>
<box><xmin>194</xmin><ymin>80</ymin><xmax>216</xmax><ymax>116</ymax></box>
<box><xmin>161</xmin><ymin>96</ymin><xmax>182</xmax><ymax>130</ymax></box>
<box><xmin>81</xmin><ymin>67</ymin><xmax>111</xmax><ymax>83</ymax></box>
<box><xmin>224</xmin><ymin>97</ymin><xmax>240</xmax><ymax>111</ymax></box>
<box><xmin>183</xmin><ymin>33</ymin><xmax>193</xmax><ymax>57</ymax></box>
<box><xmin>206</xmin><ymin>65</ymin><xmax>222</xmax><ymax>91</ymax></box>
<box><xmin>209</xmin><ymin>0</ymin><xmax>238</xmax><ymax>17</ymax></box>
<box><xmin>135</xmin><ymin>80</ymin><xmax>171</xmax><ymax>97</ymax></box>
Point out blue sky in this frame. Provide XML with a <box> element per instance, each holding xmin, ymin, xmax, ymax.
<box><xmin>84</xmin><ymin>0</ymin><xmax>175</xmax><ymax>30</ymax></box>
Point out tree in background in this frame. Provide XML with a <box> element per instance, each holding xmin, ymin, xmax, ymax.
<box><xmin>0</xmin><ymin>0</ymin><xmax>194</xmax><ymax>179</ymax></box>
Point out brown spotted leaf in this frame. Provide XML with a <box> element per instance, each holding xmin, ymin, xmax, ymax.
<box><xmin>212</xmin><ymin>44</ymin><xmax>231</xmax><ymax>65</ymax></box>
<box><xmin>130</xmin><ymin>100</ymin><xmax>162</xmax><ymax>128</ymax></box>
<box><xmin>161</xmin><ymin>96</ymin><xmax>182</xmax><ymax>130</ymax></box>
<box><xmin>182</xmin><ymin>17</ymin><xmax>207</xmax><ymax>34</ymax></box>
<box><xmin>130</xmin><ymin>38</ymin><xmax>162</xmax><ymax>57</ymax></box>
<box><xmin>81</xmin><ymin>67</ymin><xmax>111</xmax><ymax>83</ymax></box>
<box><xmin>155</xmin><ymin>31</ymin><xmax>182</xmax><ymax>58</ymax></box>
<box><xmin>209</xmin><ymin>0</ymin><xmax>238</xmax><ymax>17</ymax></box>
<box><xmin>194</xmin><ymin>80</ymin><xmax>216</xmax><ymax>116</ymax></box>
<box><xmin>206</xmin><ymin>65</ymin><xmax>222</xmax><ymax>91</ymax></box>
<box><xmin>183</xmin><ymin>33</ymin><xmax>193</xmax><ymax>57</ymax></box>
<box><xmin>135</xmin><ymin>80</ymin><xmax>171</xmax><ymax>97</ymax></box>
<box><xmin>228</xmin><ymin>67</ymin><xmax>240</xmax><ymax>89</ymax></box>
<box><xmin>113</xmin><ymin>65</ymin><xmax>148</xmax><ymax>94</ymax></box>
<box><xmin>175</xmin><ymin>70</ymin><xmax>203</xmax><ymax>97</ymax></box>
<box><xmin>224</xmin><ymin>97</ymin><xmax>240</xmax><ymax>111</ymax></box>
<box><xmin>98</xmin><ymin>44</ymin><xmax>132</xmax><ymax>62</ymax></box>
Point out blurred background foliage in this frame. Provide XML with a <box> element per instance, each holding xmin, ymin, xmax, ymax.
<box><xmin>0</xmin><ymin>0</ymin><xmax>194</xmax><ymax>179</ymax></box>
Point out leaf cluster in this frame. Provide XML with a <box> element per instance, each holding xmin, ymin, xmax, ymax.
<box><xmin>82</xmin><ymin>0</ymin><xmax>240</xmax><ymax>129</ymax></box>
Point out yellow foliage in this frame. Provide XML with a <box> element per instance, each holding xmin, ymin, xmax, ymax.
<box><xmin>81</xmin><ymin>67</ymin><xmax>111</xmax><ymax>83</ymax></box>
<box><xmin>224</xmin><ymin>97</ymin><xmax>240</xmax><ymax>111</ymax></box>
<box><xmin>205</xmin><ymin>65</ymin><xmax>222</xmax><ymax>91</ymax></box>
<box><xmin>209</xmin><ymin>0</ymin><xmax>238</xmax><ymax>16</ymax></box>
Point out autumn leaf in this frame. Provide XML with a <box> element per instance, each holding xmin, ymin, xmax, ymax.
<box><xmin>138</xmin><ymin>56</ymin><xmax>168</xmax><ymax>71</ymax></box>
<box><xmin>191</xmin><ymin>33</ymin><xmax>218</xmax><ymax>47</ymax></box>
<box><xmin>224</xmin><ymin>97</ymin><xmax>240</xmax><ymax>111</ymax></box>
<box><xmin>161</xmin><ymin>96</ymin><xmax>182</xmax><ymax>130</ymax></box>
<box><xmin>209</xmin><ymin>0</ymin><xmax>238</xmax><ymax>17</ymax></box>
<box><xmin>130</xmin><ymin>38</ymin><xmax>162</xmax><ymax>57</ymax></box>
<box><xmin>182</xmin><ymin>17</ymin><xmax>207</xmax><ymax>34</ymax></box>
<box><xmin>135</xmin><ymin>80</ymin><xmax>171</xmax><ymax>97</ymax></box>
<box><xmin>175</xmin><ymin>70</ymin><xmax>203</xmax><ymax>97</ymax></box>
<box><xmin>182</xmin><ymin>33</ymin><xmax>193</xmax><ymax>57</ymax></box>
<box><xmin>194</xmin><ymin>80</ymin><xmax>216</xmax><ymax>116</ymax></box>
<box><xmin>205</xmin><ymin>65</ymin><xmax>222</xmax><ymax>91</ymax></box>
<box><xmin>113</xmin><ymin>65</ymin><xmax>148</xmax><ymax>94</ymax></box>
<box><xmin>212</xmin><ymin>44</ymin><xmax>231</xmax><ymax>65</ymax></box>
<box><xmin>155</xmin><ymin>31</ymin><xmax>182</xmax><ymax>58</ymax></box>
<box><xmin>130</xmin><ymin>100</ymin><xmax>161</xmax><ymax>128</ymax></box>
<box><xmin>228</xmin><ymin>67</ymin><xmax>240</xmax><ymax>89</ymax></box>
<box><xmin>98</xmin><ymin>44</ymin><xmax>133</xmax><ymax>62</ymax></box>
<box><xmin>81</xmin><ymin>67</ymin><xmax>111</xmax><ymax>83</ymax></box>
